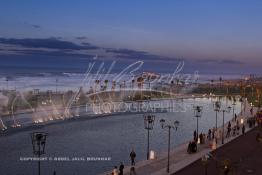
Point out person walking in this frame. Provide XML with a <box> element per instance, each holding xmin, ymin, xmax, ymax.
<box><xmin>193</xmin><ymin>130</ymin><xmax>197</xmax><ymax>142</ymax></box>
<box><xmin>226</xmin><ymin>122</ymin><xmax>231</xmax><ymax>138</ymax></box>
<box><xmin>208</xmin><ymin>129</ymin><xmax>212</xmax><ymax>141</ymax></box>
<box><xmin>112</xmin><ymin>166</ymin><xmax>119</xmax><ymax>175</ymax></box>
<box><xmin>119</xmin><ymin>162</ymin><xmax>124</xmax><ymax>175</ymax></box>
<box><xmin>236</xmin><ymin>120</ymin><xmax>240</xmax><ymax>135</ymax></box>
<box><xmin>212</xmin><ymin>128</ymin><xmax>215</xmax><ymax>140</ymax></box>
<box><xmin>130</xmin><ymin>149</ymin><xmax>136</xmax><ymax>166</ymax></box>
<box><xmin>242</xmin><ymin>124</ymin><xmax>245</xmax><ymax>135</ymax></box>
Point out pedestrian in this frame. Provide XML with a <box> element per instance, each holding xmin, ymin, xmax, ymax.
<box><xmin>235</xmin><ymin>113</ymin><xmax>237</xmax><ymax>121</ymax></box>
<box><xmin>130</xmin><ymin>166</ymin><xmax>136</xmax><ymax>175</ymax></box>
<box><xmin>212</xmin><ymin>128</ymin><xmax>215</xmax><ymax>140</ymax></box>
<box><xmin>191</xmin><ymin>141</ymin><xmax>197</xmax><ymax>153</ymax></box>
<box><xmin>226</xmin><ymin>122</ymin><xmax>231</xmax><ymax>138</ymax></box>
<box><xmin>112</xmin><ymin>166</ymin><xmax>119</xmax><ymax>175</ymax></box>
<box><xmin>208</xmin><ymin>129</ymin><xmax>211</xmax><ymax>141</ymax></box>
<box><xmin>130</xmin><ymin>149</ymin><xmax>136</xmax><ymax>166</ymax></box>
<box><xmin>187</xmin><ymin>141</ymin><xmax>192</xmax><ymax>153</ymax></box>
<box><xmin>119</xmin><ymin>162</ymin><xmax>124</xmax><ymax>175</ymax></box>
<box><xmin>193</xmin><ymin>130</ymin><xmax>197</xmax><ymax>142</ymax></box>
<box><xmin>199</xmin><ymin>133</ymin><xmax>203</xmax><ymax>144</ymax></box>
<box><xmin>214</xmin><ymin>129</ymin><xmax>218</xmax><ymax>144</ymax></box>
<box><xmin>202</xmin><ymin>133</ymin><xmax>206</xmax><ymax>144</ymax></box>
<box><xmin>236</xmin><ymin>120</ymin><xmax>240</xmax><ymax>135</ymax></box>
<box><xmin>233</xmin><ymin>126</ymin><xmax>236</xmax><ymax>136</ymax></box>
<box><xmin>242</xmin><ymin>125</ymin><xmax>245</xmax><ymax>135</ymax></box>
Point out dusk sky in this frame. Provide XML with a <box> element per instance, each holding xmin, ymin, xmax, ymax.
<box><xmin>0</xmin><ymin>0</ymin><xmax>262</xmax><ymax>74</ymax></box>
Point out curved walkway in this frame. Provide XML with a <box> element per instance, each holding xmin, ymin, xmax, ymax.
<box><xmin>102</xmin><ymin>100</ymin><xmax>257</xmax><ymax>175</ymax></box>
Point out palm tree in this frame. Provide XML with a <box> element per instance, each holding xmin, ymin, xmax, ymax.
<box><xmin>176</xmin><ymin>78</ymin><xmax>179</xmax><ymax>86</ymax></box>
<box><xmin>112</xmin><ymin>81</ymin><xmax>116</xmax><ymax>91</ymax></box>
<box><xmin>137</xmin><ymin>77</ymin><xmax>144</xmax><ymax>99</ymax></box>
<box><xmin>219</xmin><ymin>76</ymin><xmax>223</xmax><ymax>93</ymax></box>
<box><xmin>210</xmin><ymin>79</ymin><xmax>214</xmax><ymax>94</ymax></box>
<box><xmin>131</xmin><ymin>79</ymin><xmax>135</xmax><ymax>89</ymax></box>
<box><xmin>137</xmin><ymin>77</ymin><xmax>144</xmax><ymax>89</ymax></box>
<box><xmin>123</xmin><ymin>81</ymin><xmax>126</xmax><ymax>89</ymax></box>
<box><xmin>95</xmin><ymin>80</ymin><xmax>100</xmax><ymax>92</ymax></box>
<box><xmin>104</xmin><ymin>80</ymin><xmax>109</xmax><ymax>91</ymax></box>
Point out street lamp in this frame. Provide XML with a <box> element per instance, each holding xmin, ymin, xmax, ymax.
<box><xmin>193</xmin><ymin>105</ymin><xmax>203</xmax><ymax>143</ymax></box>
<box><xmin>213</xmin><ymin>101</ymin><xmax>221</xmax><ymax>130</ymax></box>
<box><xmin>239</xmin><ymin>97</ymin><xmax>243</xmax><ymax>115</ymax></box>
<box><xmin>250</xmin><ymin>102</ymin><xmax>254</xmax><ymax>117</ymax></box>
<box><xmin>160</xmin><ymin>119</ymin><xmax>180</xmax><ymax>173</ymax></box>
<box><xmin>232</xmin><ymin>98</ymin><xmax>236</xmax><ymax>120</ymax></box>
<box><xmin>31</xmin><ymin>132</ymin><xmax>48</xmax><ymax>175</ymax></box>
<box><xmin>221</xmin><ymin>106</ymin><xmax>231</xmax><ymax>144</ymax></box>
<box><xmin>144</xmin><ymin>114</ymin><xmax>155</xmax><ymax>160</ymax></box>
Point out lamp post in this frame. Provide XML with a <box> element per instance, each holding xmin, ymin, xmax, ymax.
<box><xmin>31</xmin><ymin>132</ymin><xmax>48</xmax><ymax>175</ymax></box>
<box><xmin>221</xmin><ymin>106</ymin><xmax>231</xmax><ymax>144</ymax></box>
<box><xmin>193</xmin><ymin>106</ymin><xmax>203</xmax><ymax>143</ymax></box>
<box><xmin>160</xmin><ymin>119</ymin><xmax>179</xmax><ymax>173</ymax></box>
<box><xmin>239</xmin><ymin>97</ymin><xmax>243</xmax><ymax>115</ymax></box>
<box><xmin>213</xmin><ymin>101</ymin><xmax>221</xmax><ymax>130</ymax></box>
<box><xmin>144</xmin><ymin>114</ymin><xmax>155</xmax><ymax>160</ymax></box>
<box><xmin>232</xmin><ymin>98</ymin><xmax>236</xmax><ymax>120</ymax></box>
<box><xmin>250</xmin><ymin>103</ymin><xmax>254</xmax><ymax>117</ymax></box>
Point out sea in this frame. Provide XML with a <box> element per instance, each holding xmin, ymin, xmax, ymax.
<box><xmin>0</xmin><ymin>64</ymin><xmax>244</xmax><ymax>92</ymax></box>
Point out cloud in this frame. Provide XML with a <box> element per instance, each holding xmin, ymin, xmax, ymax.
<box><xmin>31</xmin><ymin>24</ymin><xmax>41</xmax><ymax>29</ymax></box>
<box><xmin>81</xmin><ymin>42</ymin><xmax>99</xmax><ymax>49</ymax></box>
<box><xmin>220</xmin><ymin>59</ymin><xmax>243</xmax><ymax>64</ymax></box>
<box><xmin>197</xmin><ymin>59</ymin><xmax>243</xmax><ymax>65</ymax></box>
<box><xmin>23</xmin><ymin>22</ymin><xmax>41</xmax><ymax>29</ymax></box>
<box><xmin>76</xmin><ymin>36</ymin><xmax>88</xmax><ymax>40</ymax></box>
<box><xmin>0</xmin><ymin>37</ymin><xmax>181</xmax><ymax>64</ymax></box>
<box><xmin>106</xmin><ymin>48</ymin><xmax>183</xmax><ymax>63</ymax></box>
<box><xmin>0</xmin><ymin>38</ymin><xmax>99</xmax><ymax>50</ymax></box>
<box><xmin>106</xmin><ymin>48</ymin><xmax>147</xmax><ymax>55</ymax></box>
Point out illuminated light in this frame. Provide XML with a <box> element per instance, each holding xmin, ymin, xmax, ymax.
<box><xmin>149</xmin><ymin>150</ymin><xmax>156</xmax><ymax>160</ymax></box>
<box><xmin>197</xmin><ymin>137</ymin><xmax>201</xmax><ymax>144</ymax></box>
<box><xmin>241</xmin><ymin>118</ymin><xmax>244</xmax><ymax>124</ymax></box>
<box><xmin>212</xmin><ymin>139</ymin><xmax>217</xmax><ymax>150</ymax></box>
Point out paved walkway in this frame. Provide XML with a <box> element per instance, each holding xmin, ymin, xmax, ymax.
<box><xmin>174</xmin><ymin>125</ymin><xmax>262</xmax><ymax>175</ymax></box>
<box><xmin>102</xmin><ymin>99</ymin><xmax>258</xmax><ymax>175</ymax></box>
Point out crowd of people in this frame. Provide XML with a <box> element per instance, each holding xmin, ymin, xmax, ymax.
<box><xmin>109</xmin><ymin>149</ymin><xmax>137</xmax><ymax>175</ymax></box>
<box><xmin>188</xmin><ymin>110</ymin><xmax>257</xmax><ymax>155</ymax></box>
